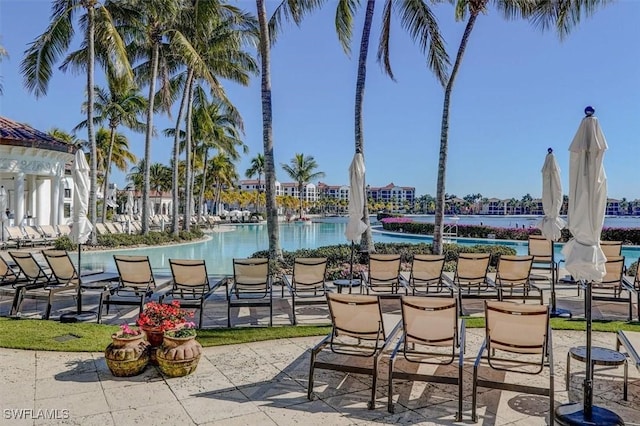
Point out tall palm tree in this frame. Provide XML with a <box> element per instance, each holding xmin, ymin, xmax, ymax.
<box><xmin>75</xmin><ymin>76</ymin><xmax>146</xmax><ymax>222</ymax></box>
<box><xmin>149</xmin><ymin>162</ymin><xmax>172</xmax><ymax>216</ymax></box>
<box><xmin>0</xmin><ymin>42</ymin><xmax>7</xmax><ymax>95</ymax></box>
<box><xmin>245</xmin><ymin>153</ymin><xmax>265</xmax><ymax>211</ymax></box>
<box><xmin>208</xmin><ymin>153</ymin><xmax>238</xmax><ymax>214</ymax></box>
<box><xmin>430</xmin><ymin>0</ymin><xmax>610</xmax><ymax>254</ymax></box>
<box><xmin>22</xmin><ymin>0</ymin><xmax>130</xmax><ymax>244</ymax></box>
<box><xmin>331</xmin><ymin>0</ymin><xmax>448</xmax><ymax>252</ymax></box>
<box><xmin>281</xmin><ymin>153</ymin><xmax>325</xmax><ymax>219</ymax></box>
<box><xmin>48</xmin><ymin>128</ymin><xmax>82</xmax><ymax>145</ymax></box>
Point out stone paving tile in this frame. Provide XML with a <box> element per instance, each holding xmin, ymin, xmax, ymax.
<box><xmin>179</xmin><ymin>389</ymin><xmax>261</xmax><ymax>424</ymax></box>
<box><xmin>35</xmin><ymin>389</ymin><xmax>110</xmax><ymax>420</ymax></box>
<box><xmin>35</xmin><ymin>371</ymin><xmax>102</xmax><ymax>400</ymax></box>
<box><xmin>199</xmin><ymin>411</ymin><xmax>278</xmax><ymax>426</ymax></box>
<box><xmin>103</xmin><ymin>381</ymin><xmax>176</xmax><ymax>411</ymax></box>
<box><xmin>34</xmin><ymin>412</ymin><xmax>115</xmax><ymax>426</ymax></box>
<box><xmin>110</xmin><ymin>401</ymin><xmax>194</xmax><ymax>426</ymax></box>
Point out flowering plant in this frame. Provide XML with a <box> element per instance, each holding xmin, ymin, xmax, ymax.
<box><xmin>164</xmin><ymin>322</ymin><xmax>197</xmax><ymax>338</ymax></box>
<box><xmin>113</xmin><ymin>323</ymin><xmax>142</xmax><ymax>338</ymax></box>
<box><xmin>136</xmin><ymin>301</ymin><xmax>194</xmax><ymax>333</ymax></box>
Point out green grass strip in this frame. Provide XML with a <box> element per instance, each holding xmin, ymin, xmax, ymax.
<box><xmin>1</xmin><ymin>317</ymin><xmax>639</xmax><ymax>352</ymax></box>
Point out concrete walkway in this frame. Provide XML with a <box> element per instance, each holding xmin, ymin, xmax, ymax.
<box><xmin>1</xmin><ymin>328</ymin><xmax>639</xmax><ymax>425</ymax></box>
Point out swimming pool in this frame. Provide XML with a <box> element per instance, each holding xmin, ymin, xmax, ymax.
<box><xmin>79</xmin><ymin>221</ymin><xmax>640</xmax><ymax>275</ymax></box>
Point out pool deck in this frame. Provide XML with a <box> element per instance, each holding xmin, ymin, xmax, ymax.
<box><xmin>1</xmin><ymin>261</ymin><xmax>640</xmax><ymax>424</ymax></box>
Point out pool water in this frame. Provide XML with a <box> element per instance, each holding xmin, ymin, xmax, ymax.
<box><xmin>80</xmin><ymin>220</ymin><xmax>640</xmax><ymax>275</ymax></box>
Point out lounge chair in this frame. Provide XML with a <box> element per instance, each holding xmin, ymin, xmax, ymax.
<box><xmin>23</xmin><ymin>225</ymin><xmax>51</xmax><ymax>245</ymax></box>
<box><xmin>490</xmin><ymin>254</ymin><xmax>542</xmax><ymax>304</ymax></box>
<box><xmin>42</xmin><ymin>250</ymin><xmax>116</xmax><ymax>323</ymax></box>
<box><xmin>282</xmin><ymin>257</ymin><xmax>330</xmax><ymax>325</ymax></box>
<box><xmin>616</xmin><ymin>330</ymin><xmax>640</xmax><ymax>372</ymax></box>
<box><xmin>104</xmin><ymin>222</ymin><xmax>119</xmax><ymax>234</ymax></box>
<box><xmin>528</xmin><ymin>235</ymin><xmax>556</xmax><ymax>287</ymax></box>
<box><xmin>160</xmin><ymin>259</ymin><xmax>227</xmax><ymax>328</ymax></box>
<box><xmin>591</xmin><ymin>256</ymin><xmax>632</xmax><ymax>320</ymax></box>
<box><xmin>443</xmin><ymin>252</ymin><xmax>498</xmax><ymax>316</ymax></box>
<box><xmin>601</xmin><ymin>240</ymin><xmax>622</xmax><ymax>258</ymax></box>
<box><xmin>308</xmin><ymin>293</ymin><xmax>401</xmax><ymax>409</ymax></box>
<box><xmin>94</xmin><ymin>223</ymin><xmax>110</xmax><ymax>235</ymax></box>
<box><xmin>39</xmin><ymin>225</ymin><xmax>60</xmax><ymax>240</ymax></box>
<box><xmin>227</xmin><ymin>258</ymin><xmax>273</xmax><ymax>327</ymax></box>
<box><xmin>362</xmin><ymin>254</ymin><xmax>405</xmax><ymax>297</ymax></box>
<box><xmin>9</xmin><ymin>251</ymin><xmax>77</xmax><ymax>319</ymax></box>
<box><xmin>472</xmin><ymin>301</ymin><xmax>554</xmax><ymax>423</ymax></box>
<box><xmin>387</xmin><ymin>297</ymin><xmax>465</xmax><ymax>419</ymax></box>
<box><xmin>100</xmin><ymin>255</ymin><xmax>157</xmax><ymax>318</ymax></box>
<box><xmin>0</xmin><ymin>256</ymin><xmax>22</xmax><ymax>305</ymax></box>
<box><xmin>623</xmin><ymin>258</ymin><xmax>640</xmax><ymax>322</ymax></box>
<box><xmin>400</xmin><ymin>254</ymin><xmax>449</xmax><ymax>296</ymax></box>
<box><xmin>5</xmin><ymin>226</ymin><xmax>34</xmax><ymax>248</ymax></box>
<box><xmin>57</xmin><ymin>224</ymin><xmax>72</xmax><ymax>237</ymax></box>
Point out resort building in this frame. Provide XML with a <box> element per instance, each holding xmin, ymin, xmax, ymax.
<box><xmin>0</xmin><ymin>116</ymin><xmax>75</xmax><ymax>229</ymax></box>
<box><xmin>367</xmin><ymin>183</ymin><xmax>416</xmax><ymax>211</ymax></box>
<box><xmin>237</xmin><ymin>179</ymin><xmax>320</xmax><ymax>204</ymax></box>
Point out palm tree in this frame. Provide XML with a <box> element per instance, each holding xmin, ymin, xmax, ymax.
<box><xmin>75</xmin><ymin>76</ymin><xmax>146</xmax><ymax>222</ymax></box>
<box><xmin>208</xmin><ymin>153</ymin><xmax>238</xmax><ymax>215</ymax></box>
<box><xmin>22</xmin><ymin>0</ymin><xmax>130</xmax><ymax>244</ymax></box>
<box><xmin>431</xmin><ymin>0</ymin><xmax>610</xmax><ymax>254</ymax></box>
<box><xmin>149</xmin><ymin>163</ymin><xmax>172</xmax><ymax>216</ymax></box>
<box><xmin>245</xmin><ymin>153</ymin><xmax>265</xmax><ymax>210</ymax></box>
<box><xmin>48</xmin><ymin>128</ymin><xmax>82</xmax><ymax>145</ymax></box>
<box><xmin>333</xmin><ymin>0</ymin><xmax>449</xmax><ymax>253</ymax></box>
<box><xmin>0</xmin><ymin>42</ymin><xmax>7</xmax><ymax>95</ymax></box>
<box><xmin>281</xmin><ymin>153</ymin><xmax>325</xmax><ymax>219</ymax></box>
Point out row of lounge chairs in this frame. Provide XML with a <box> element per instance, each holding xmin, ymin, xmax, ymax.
<box><xmin>1</xmin><ymin>224</ymin><xmax>71</xmax><ymax>249</ymax></box>
<box><xmin>308</xmin><ymin>293</ymin><xmax>553</xmax><ymax>421</ymax></box>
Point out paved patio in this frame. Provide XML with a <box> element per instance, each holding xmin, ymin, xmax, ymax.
<box><xmin>1</xmin><ymin>260</ymin><xmax>640</xmax><ymax>425</ymax></box>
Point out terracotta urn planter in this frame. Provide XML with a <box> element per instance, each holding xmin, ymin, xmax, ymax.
<box><xmin>141</xmin><ymin>326</ymin><xmax>164</xmax><ymax>365</ymax></box>
<box><xmin>156</xmin><ymin>332</ymin><xmax>202</xmax><ymax>377</ymax></box>
<box><xmin>105</xmin><ymin>334</ymin><xmax>149</xmax><ymax>377</ymax></box>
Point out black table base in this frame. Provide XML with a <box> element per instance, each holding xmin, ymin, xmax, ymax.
<box><xmin>555</xmin><ymin>403</ymin><xmax>624</xmax><ymax>426</ymax></box>
<box><xmin>60</xmin><ymin>311</ymin><xmax>98</xmax><ymax>323</ymax></box>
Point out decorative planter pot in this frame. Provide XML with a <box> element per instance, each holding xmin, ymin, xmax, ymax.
<box><xmin>105</xmin><ymin>334</ymin><xmax>149</xmax><ymax>377</ymax></box>
<box><xmin>141</xmin><ymin>326</ymin><xmax>164</xmax><ymax>365</ymax></box>
<box><xmin>156</xmin><ymin>333</ymin><xmax>202</xmax><ymax>377</ymax></box>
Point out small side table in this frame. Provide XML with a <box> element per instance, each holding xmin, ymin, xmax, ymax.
<box><xmin>566</xmin><ymin>346</ymin><xmax>628</xmax><ymax>400</ymax></box>
<box><xmin>333</xmin><ymin>279</ymin><xmax>362</xmax><ymax>294</ymax></box>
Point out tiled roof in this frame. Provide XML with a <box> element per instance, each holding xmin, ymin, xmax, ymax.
<box><xmin>0</xmin><ymin>115</ymin><xmax>75</xmax><ymax>154</ymax></box>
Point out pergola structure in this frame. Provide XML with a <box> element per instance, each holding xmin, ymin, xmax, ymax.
<box><xmin>0</xmin><ymin>116</ymin><xmax>76</xmax><ymax>228</ymax></box>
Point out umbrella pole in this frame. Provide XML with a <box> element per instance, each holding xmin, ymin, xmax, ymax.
<box><xmin>555</xmin><ymin>278</ymin><xmax>624</xmax><ymax>426</ymax></box>
<box><xmin>77</xmin><ymin>243</ymin><xmax>82</xmax><ymax>313</ymax></box>
<box><xmin>349</xmin><ymin>242</ymin><xmax>355</xmax><ymax>282</ymax></box>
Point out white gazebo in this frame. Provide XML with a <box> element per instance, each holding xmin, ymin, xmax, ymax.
<box><xmin>0</xmin><ymin>116</ymin><xmax>76</xmax><ymax>228</ymax></box>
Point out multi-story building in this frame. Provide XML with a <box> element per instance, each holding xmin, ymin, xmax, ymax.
<box><xmin>367</xmin><ymin>183</ymin><xmax>415</xmax><ymax>211</ymax></box>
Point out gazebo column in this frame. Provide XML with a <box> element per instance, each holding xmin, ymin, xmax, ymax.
<box><xmin>14</xmin><ymin>172</ymin><xmax>25</xmax><ymax>227</ymax></box>
<box><xmin>50</xmin><ymin>174</ymin><xmax>60</xmax><ymax>225</ymax></box>
<box><xmin>28</xmin><ymin>175</ymin><xmax>36</xmax><ymax>223</ymax></box>
<box><xmin>36</xmin><ymin>177</ymin><xmax>49</xmax><ymax>226</ymax></box>
<box><xmin>57</xmin><ymin>176</ymin><xmax>65</xmax><ymax>225</ymax></box>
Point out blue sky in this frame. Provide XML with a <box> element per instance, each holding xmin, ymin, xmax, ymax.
<box><xmin>1</xmin><ymin>1</ymin><xmax>639</xmax><ymax>200</ymax></box>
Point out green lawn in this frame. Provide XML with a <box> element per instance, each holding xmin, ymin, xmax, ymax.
<box><xmin>1</xmin><ymin>317</ymin><xmax>639</xmax><ymax>352</ymax></box>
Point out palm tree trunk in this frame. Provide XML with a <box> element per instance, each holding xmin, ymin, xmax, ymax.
<box><xmin>298</xmin><ymin>184</ymin><xmax>304</xmax><ymax>219</ymax></box>
<box><xmin>257</xmin><ymin>0</ymin><xmax>281</xmax><ymax>260</ymax></box>
<box><xmin>86</xmin><ymin>2</ymin><xmax>97</xmax><ymax>244</ymax></box>
<box><xmin>101</xmin><ymin>126</ymin><xmax>117</xmax><ymax>223</ymax></box>
<box><xmin>142</xmin><ymin>41</ymin><xmax>160</xmax><ymax>235</ymax></box>
<box><xmin>433</xmin><ymin>13</ymin><xmax>479</xmax><ymax>255</ymax></box>
<box><xmin>183</xmin><ymin>71</ymin><xmax>195</xmax><ymax>232</ymax></box>
<box><xmin>354</xmin><ymin>0</ymin><xmax>375</xmax><ymax>253</ymax></box>
<box><xmin>171</xmin><ymin>71</ymin><xmax>191</xmax><ymax>237</ymax></box>
<box><xmin>198</xmin><ymin>148</ymin><xmax>208</xmax><ymax>222</ymax></box>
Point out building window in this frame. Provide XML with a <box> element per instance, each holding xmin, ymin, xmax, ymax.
<box><xmin>64</xmin><ymin>188</ymin><xmax>71</xmax><ymax>198</ymax></box>
<box><xmin>64</xmin><ymin>203</ymin><xmax>71</xmax><ymax>218</ymax></box>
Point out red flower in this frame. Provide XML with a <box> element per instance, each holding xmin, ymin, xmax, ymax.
<box><xmin>136</xmin><ymin>301</ymin><xmax>194</xmax><ymax>332</ymax></box>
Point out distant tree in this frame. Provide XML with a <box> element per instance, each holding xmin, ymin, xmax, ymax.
<box><xmin>281</xmin><ymin>153</ymin><xmax>325</xmax><ymax>219</ymax></box>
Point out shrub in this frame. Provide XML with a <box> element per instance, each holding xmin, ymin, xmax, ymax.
<box><xmin>54</xmin><ymin>235</ymin><xmax>75</xmax><ymax>251</ymax></box>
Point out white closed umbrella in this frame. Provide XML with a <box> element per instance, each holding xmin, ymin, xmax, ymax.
<box><xmin>126</xmin><ymin>190</ymin><xmax>134</xmax><ymax>216</ymax></box>
<box><xmin>344</xmin><ymin>153</ymin><xmax>368</xmax><ymax>281</ymax></box>
<box><xmin>555</xmin><ymin>107</ymin><xmax>622</xmax><ymax>425</ymax></box>
<box><xmin>0</xmin><ymin>186</ymin><xmax>7</xmax><ymax>242</ymax></box>
<box><xmin>537</xmin><ymin>148</ymin><xmax>566</xmax><ymax>241</ymax></box>
<box><xmin>71</xmin><ymin>149</ymin><xmax>93</xmax><ymax>245</ymax></box>
<box><xmin>561</xmin><ymin>114</ymin><xmax>607</xmax><ymax>282</ymax></box>
<box><xmin>61</xmin><ymin>149</ymin><xmax>94</xmax><ymax>322</ymax></box>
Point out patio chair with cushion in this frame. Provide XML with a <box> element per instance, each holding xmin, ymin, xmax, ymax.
<box><xmin>490</xmin><ymin>254</ymin><xmax>542</xmax><ymax>304</ymax></box>
<box><xmin>282</xmin><ymin>257</ymin><xmax>330</xmax><ymax>325</ymax></box>
<box><xmin>100</xmin><ymin>255</ymin><xmax>157</xmax><ymax>318</ymax></box>
<box><xmin>443</xmin><ymin>252</ymin><xmax>498</xmax><ymax>316</ymax></box>
<box><xmin>400</xmin><ymin>254</ymin><xmax>449</xmax><ymax>296</ymax></box>
<box><xmin>160</xmin><ymin>259</ymin><xmax>228</xmax><ymax>328</ymax></box>
<box><xmin>472</xmin><ymin>301</ymin><xmax>554</xmax><ymax>423</ymax></box>
<box><xmin>227</xmin><ymin>258</ymin><xmax>273</xmax><ymax>327</ymax></box>
<box><xmin>528</xmin><ymin>235</ymin><xmax>556</xmax><ymax>287</ymax></box>
<box><xmin>591</xmin><ymin>255</ymin><xmax>633</xmax><ymax>320</ymax></box>
<box><xmin>42</xmin><ymin>250</ymin><xmax>116</xmax><ymax>323</ymax></box>
<box><xmin>9</xmin><ymin>251</ymin><xmax>77</xmax><ymax>319</ymax></box>
<box><xmin>362</xmin><ymin>254</ymin><xmax>405</xmax><ymax>297</ymax></box>
<box><xmin>308</xmin><ymin>293</ymin><xmax>401</xmax><ymax>410</ymax></box>
<box><xmin>387</xmin><ymin>297</ymin><xmax>465</xmax><ymax>419</ymax></box>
